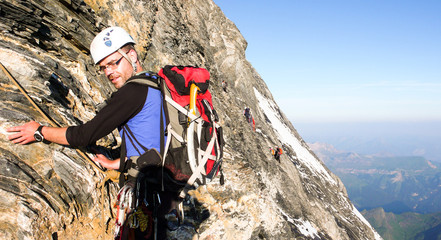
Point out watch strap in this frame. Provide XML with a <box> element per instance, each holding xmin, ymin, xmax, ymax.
<box><xmin>34</xmin><ymin>125</ymin><xmax>44</xmax><ymax>142</ymax></box>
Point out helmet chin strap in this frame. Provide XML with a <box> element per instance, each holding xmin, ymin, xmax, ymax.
<box><xmin>118</xmin><ymin>49</ymin><xmax>137</xmax><ymax>74</ymax></box>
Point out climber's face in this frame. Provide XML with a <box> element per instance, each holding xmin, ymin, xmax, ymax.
<box><xmin>98</xmin><ymin>50</ymin><xmax>133</xmax><ymax>89</ymax></box>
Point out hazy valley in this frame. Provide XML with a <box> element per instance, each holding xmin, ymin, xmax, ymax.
<box><xmin>362</xmin><ymin>207</ymin><xmax>441</xmax><ymax>240</ymax></box>
<box><xmin>309</xmin><ymin>141</ymin><xmax>441</xmax><ymax>239</ymax></box>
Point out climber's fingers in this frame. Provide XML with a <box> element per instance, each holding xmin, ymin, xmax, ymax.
<box><xmin>6</xmin><ymin>121</ymin><xmax>40</xmax><ymax>144</ymax></box>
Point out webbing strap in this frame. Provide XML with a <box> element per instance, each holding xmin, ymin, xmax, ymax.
<box><xmin>197</xmin><ymin>120</ymin><xmax>202</xmax><ymax>146</ymax></box>
<box><xmin>179</xmin><ymin>129</ymin><xmax>217</xmax><ymax>198</ymax></box>
<box><xmin>160</xmin><ymin>124</ymin><xmax>187</xmax><ymax>190</ymax></box>
<box><xmin>164</xmin><ymin>95</ymin><xmax>202</xmax><ymax>123</ymax></box>
<box><xmin>125</xmin><ymin>76</ymin><xmax>160</xmax><ymax>89</ymax></box>
<box><xmin>161</xmin><ymin>124</ymin><xmax>185</xmax><ymax>164</ymax></box>
<box><xmin>160</xmin><ymin>93</ymin><xmax>165</xmax><ymax>157</ymax></box>
<box><xmin>162</xmin><ymin>125</ymin><xmax>173</xmax><ymax>168</ymax></box>
<box><xmin>197</xmin><ymin>149</ymin><xmax>216</xmax><ymax>160</ymax></box>
<box><xmin>123</xmin><ymin>126</ymin><xmax>147</xmax><ymax>155</ymax></box>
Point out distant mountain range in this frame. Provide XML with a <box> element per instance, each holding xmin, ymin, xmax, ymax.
<box><xmin>310</xmin><ymin>142</ymin><xmax>441</xmax><ymax>239</ymax></box>
<box><xmin>362</xmin><ymin>207</ymin><xmax>441</xmax><ymax>240</ymax></box>
<box><xmin>295</xmin><ymin>121</ymin><xmax>441</xmax><ymax>163</ymax></box>
<box><xmin>309</xmin><ymin>142</ymin><xmax>441</xmax><ymax>214</ymax></box>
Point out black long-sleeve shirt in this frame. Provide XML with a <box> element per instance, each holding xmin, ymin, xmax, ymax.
<box><xmin>66</xmin><ymin>83</ymin><xmax>148</xmax><ymax>147</ymax></box>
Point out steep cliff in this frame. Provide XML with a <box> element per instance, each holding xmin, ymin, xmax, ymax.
<box><xmin>0</xmin><ymin>0</ymin><xmax>382</xmax><ymax>239</ymax></box>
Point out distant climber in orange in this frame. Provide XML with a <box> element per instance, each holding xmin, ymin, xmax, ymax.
<box><xmin>270</xmin><ymin>146</ymin><xmax>283</xmax><ymax>162</ymax></box>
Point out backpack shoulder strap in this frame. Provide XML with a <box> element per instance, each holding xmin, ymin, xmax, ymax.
<box><xmin>126</xmin><ymin>71</ymin><xmax>161</xmax><ymax>89</ymax></box>
<box><xmin>126</xmin><ymin>71</ymin><xmax>167</xmax><ymax>157</ymax></box>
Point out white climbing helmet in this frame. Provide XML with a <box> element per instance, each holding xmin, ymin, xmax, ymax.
<box><xmin>90</xmin><ymin>26</ymin><xmax>136</xmax><ymax>64</ymax></box>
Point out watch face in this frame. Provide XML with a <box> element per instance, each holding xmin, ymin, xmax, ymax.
<box><xmin>34</xmin><ymin>132</ymin><xmax>43</xmax><ymax>142</ymax></box>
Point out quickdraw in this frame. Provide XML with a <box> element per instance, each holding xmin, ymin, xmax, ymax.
<box><xmin>114</xmin><ymin>175</ymin><xmax>158</xmax><ymax>239</ymax></box>
<box><xmin>114</xmin><ymin>184</ymin><xmax>134</xmax><ymax>238</ymax></box>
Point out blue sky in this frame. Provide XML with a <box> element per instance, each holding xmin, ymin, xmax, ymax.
<box><xmin>213</xmin><ymin>0</ymin><xmax>441</xmax><ymax>124</ymax></box>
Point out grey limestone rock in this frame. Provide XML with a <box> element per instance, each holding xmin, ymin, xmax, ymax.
<box><xmin>0</xmin><ymin>0</ymin><xmax>381</xmax><ymax>239</ymax></box>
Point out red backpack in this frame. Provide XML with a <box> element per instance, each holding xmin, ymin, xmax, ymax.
<box><xmin>128</xmin><ymin>65</ymin><xmax>225</xmax><ymax>197</ymax></box>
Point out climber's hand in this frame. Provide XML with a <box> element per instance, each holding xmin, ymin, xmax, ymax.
<box><xmin>93</xmin><ymin>154</ymin><xmax>121</xmax><ymax>170</ymax></box>
<box><xmin>6</xmin><ymin>121</ymin><xmax>40</xmax><ymax>145</ymax></box>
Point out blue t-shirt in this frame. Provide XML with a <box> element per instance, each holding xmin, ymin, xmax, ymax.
<box><xmin>120</xmin><ymin>87</ymin><xmax>165</xmax><ymax>158</ymax></box>
<box><xmin>66</xmin><ymin>81</ymin><xmax>166</xmax><ymax>157</ymax></box>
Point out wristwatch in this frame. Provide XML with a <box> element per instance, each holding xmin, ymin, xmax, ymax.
<box><xmin>34</xmin><ymin>125</ymin><xmax>44</xmax><ymax>142</ymax></box>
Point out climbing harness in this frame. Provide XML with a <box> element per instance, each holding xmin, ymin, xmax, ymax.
<box><xmin>113</xmin><ymin>173</ymin><xmax>163</xmax><ymax>240</ymax></box>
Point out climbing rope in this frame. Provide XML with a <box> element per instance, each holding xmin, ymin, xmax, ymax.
<box><xmin>0</xmin><ymin>61</ymin><xmax>120</xmax><ymax>239</ymax></box>
<box><xmin>0</xmin><ymin>62</ymin><xmax>108</xmax><ymax>172</ymax></box>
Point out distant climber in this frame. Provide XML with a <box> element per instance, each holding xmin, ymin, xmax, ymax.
<box><xmin>222</xmin><ymin>80</ymin><xmax>228</xmax><ymax>92</ymax></box>
<box><xmin>243</xmin><ymin>106</ymin><xmax>255</xmax><ymax>131</ymax></box>
<box><xmin>270</xmin><ymin>146</ymin><xmax>283</xmax><ymax>162</ymax></box>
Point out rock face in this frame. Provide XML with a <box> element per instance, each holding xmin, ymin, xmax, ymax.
<box><xmin>0</xmin><ymin>0</ymin><xmax>382</xmax><ymax>239</ymax></box>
